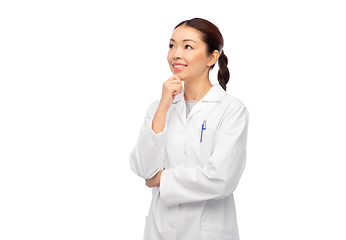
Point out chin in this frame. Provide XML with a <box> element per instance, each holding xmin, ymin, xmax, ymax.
<box><xmin>173</xmin><ymin>71</ymin><xmax>187</xmax><ymax>80</ymax></box>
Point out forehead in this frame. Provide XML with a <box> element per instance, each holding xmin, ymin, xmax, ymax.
<box><xmin>170</xmin><ymin>26</ymin><xmax>203</xmax><ymax>42</ymax></box>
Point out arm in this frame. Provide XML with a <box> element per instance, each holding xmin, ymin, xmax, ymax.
<box><xmin>159</xmin><ymin>104</ymin><xmax>249</xmax><ymax>206</ymax></box>
<box><xmin>145</xmin><ymin>170</ymin><xmax>164</xmax><ymax>188</ymax></box>
<box><xmin>152</xmin><ymin>75</ymin><xmax>183</xmax><ymax>134</ymax></box>
<box><xmin>129</xmin><ymin>75</ymin><xmax>183</xmax><ymax>179</ymax></box>
<box><xmin>129</xmin><ymin>102</ymin><xmax>167</xmax><ymax>179</ymax></box>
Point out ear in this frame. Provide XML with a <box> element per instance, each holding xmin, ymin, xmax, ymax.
<box><xmin>207</xmin><ymin>50</ymin><xmax>220</xmax><ymax>67</ymax></box>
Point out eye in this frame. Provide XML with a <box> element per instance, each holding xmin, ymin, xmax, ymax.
<box><xmin>169</xmin><ymin>44</ymin><xmax>175</xmax><ymax>49</ymax></box>
<box><xmin>185</xmin><ymin>45</ymin><xmax>193</xmax><ymax>50</ymax></box>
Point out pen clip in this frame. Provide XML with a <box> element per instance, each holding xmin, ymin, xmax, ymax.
<box><xmin>200</xmin><ymin>120</ymin><xmax>206</xmax><ymax>142</ymax></box>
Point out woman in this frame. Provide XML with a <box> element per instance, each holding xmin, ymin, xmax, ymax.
<box><xmin>130</xmin><ymin>18</ymin><xmax>249</xmax><ymax>240</ymax></box>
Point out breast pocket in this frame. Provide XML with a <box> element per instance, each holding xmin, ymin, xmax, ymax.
<box><xmin>199</xmin><ymin>129</ymin><xmax>218</xmax><ymax>165</ymax></box>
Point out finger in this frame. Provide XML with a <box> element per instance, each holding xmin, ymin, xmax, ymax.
<box><xmin>169</xmin><ymin>87</ymin><xmax>182</xmax><ymax>95</ymax></box>
<box><xmin>173</xmin><ymin>75</ymin><xmax>181</xmax><ymax>81</ymax></box>
<box><xmin>166</xmin><ymin>75</ymin><xmax>181</xmax><ymax>81</ymax></box>
<box><xmin>167</xmin><ymin>80</ymin><xmax>182</xmax><ymax>85</ymax></box>
<box><xmin>166</xmin><ymin>75</ymin><xmax>178</xmax><ymax>82</ymax></box>
<box><xmin>163</xmin><ymin>81</ymin><xmax>181</xmax><ymax>91</ymax></box>
<box><xmin>177</xmin><ymin>81</ymin><xmax>183</xmax><ymax>92</ymax></box>
<box><xmin>174</xmin><ymin>82</ymin><xmax>184</xmax><ymax>93</ymax></box>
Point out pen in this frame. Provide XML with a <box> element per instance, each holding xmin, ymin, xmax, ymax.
<box><xmin>200</xmin><ymin>120</ymin><xmax>206</xmax><ymax>142</ymax></box>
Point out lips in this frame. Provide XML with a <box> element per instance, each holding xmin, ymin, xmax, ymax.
<box><xmin>172</xmin><ymin>62</ymin><xmax>187</xmax><ymax>71</ymax></box>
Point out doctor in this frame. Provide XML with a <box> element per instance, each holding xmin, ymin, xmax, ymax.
<box><xmin>130</xmin><ymin>18</ymin><xmax>249</xmax><ymax>240</ymax></box>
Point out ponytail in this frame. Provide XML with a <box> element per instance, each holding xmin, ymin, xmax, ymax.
<box><xmin>217</xmin><ymin>50</ymin><xmax>229</xmax><ymax>91</ymax></box>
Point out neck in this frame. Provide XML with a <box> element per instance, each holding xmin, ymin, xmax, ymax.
<box><xmin>183</xmin><ymin>76</ymin><xmax>213</xmax><ymax>102</ymax></box>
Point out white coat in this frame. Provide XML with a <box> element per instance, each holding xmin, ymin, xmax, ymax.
<box><xmin>130</xmin><ymin>83</ymin><xmax>249</xmax><ymax>240</ymax></box>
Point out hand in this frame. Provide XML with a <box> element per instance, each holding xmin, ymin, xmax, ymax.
<box><xmin>145</xmin><ymin>170</ymin><xmax>164</xmax><ymax>188</ymax></box>
<box><xmin>152</xmin><ymin>75</ymin><xmax>183</xmax><ymax>134</ymax></box>
<box><xmin>159</xmin><ymin>75</ymin><xmax>183</xmax><ymax>111</ymax></box>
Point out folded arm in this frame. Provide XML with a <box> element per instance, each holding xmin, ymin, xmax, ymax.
<box><xmin>160</xmin><ymin>105</ymin><xmax>249</xmax><ymax>206</ymax></box>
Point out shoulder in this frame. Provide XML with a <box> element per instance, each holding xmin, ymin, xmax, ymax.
<box><xmin>148</xmin><ymin>100</ymin><xmax>160</xmax><ymax>109</ymax></box>
<box><xmin>222</xmin><ymin>93</ymin><xmax>247</xmax><ymax>110</ymax></box>
<box><xmin>218</xmin><ymin>94</ymin><xmax>249</xmax><ymax>127</ymax></box>
<box><xmin>144</xmin><ymin>100</ymin><xmax>160</xmax><ymax>117</ymax></box>
<box><xmin>219</xmin><ymin>94</ymin><xmax>249</xmax><ymax>122</ymax></box>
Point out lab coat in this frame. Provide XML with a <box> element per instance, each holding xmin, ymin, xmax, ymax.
<box><xmin>130</xmin><ymin>84</ymin><xmax>249</xmax><ymax>240</ymax></box>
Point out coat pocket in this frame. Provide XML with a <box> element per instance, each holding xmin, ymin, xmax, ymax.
<box><xmin>144</xmin><ymin>214</ymin><xmax>162</xmax><ymax>240</ymax></box>
<box><xmin>200</xmin><ymin>222</ymin><xmax>239</xmax><ymax>240</ymax></box>
<box><xmin>199</xmin><ymin>129</ymin><xmax>217</xmax><ymax>165</ymax></box>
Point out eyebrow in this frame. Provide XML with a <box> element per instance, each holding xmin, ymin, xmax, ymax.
<box><xmin>170</xmin><ymin>38</ymin><xmax>196</xmax><ymax>43</ymax></box>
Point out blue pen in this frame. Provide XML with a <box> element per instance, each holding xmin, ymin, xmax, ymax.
<box><xmin>200</xmin><ymin>120</ymin><xmax>206</xmax><ymax>142</ymax></box>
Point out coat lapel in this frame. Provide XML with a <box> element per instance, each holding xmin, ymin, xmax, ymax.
<box><xmin>171</xmin><ymin>84</ymin><xmax>226</xmax><ymax>124</ymax></box>
<box><xmin>186</xmin><ymin>101</ymin><xmax>202</xmax><ymax>121</ymax></box>
<box><xmin>186</xmin><ymin>84</ymin><xmax>226</xmax><ymax>120</ymax></box>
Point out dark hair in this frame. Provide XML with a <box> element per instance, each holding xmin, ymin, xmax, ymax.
<box><xmin>175</xmin><ymin>18</ymin><xmax>230</xmax><ymax>91</ymax></box>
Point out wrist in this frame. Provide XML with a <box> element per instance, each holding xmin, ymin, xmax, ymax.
<box><xmin>152</xmin><ymin>105</ymin><xmax>168</xmax><ymax>134</ymax></box>
<box><xmin>157</xmin><ymin>101</ymin><xmax>170</xmax><ymax>113</ymax></box>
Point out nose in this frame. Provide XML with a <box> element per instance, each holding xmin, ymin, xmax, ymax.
<box><xmin>173</xmin><ymin>47</ymin><xmax>183</xmax><ymax>60</ymax></box>
<box><xmin>173</xmin><ymin>54</ymin><xmax>181</xmax><ymax>60</ymax></box>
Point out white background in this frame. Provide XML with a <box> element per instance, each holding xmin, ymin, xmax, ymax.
<box><xmin>1</xmin><ymin>0</ymin><xmax>345</xmax><ymax>239</ymax></box>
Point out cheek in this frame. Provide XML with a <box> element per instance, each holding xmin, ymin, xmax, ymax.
<box><xmin>167</xmin><ymin>49</ymin><xmax>174</xmax><ymax>61</ymax></box>
<box><xmin>187</xmin><ymin>52</ymin><xmax>207</xmax><ymax>68</ymax></box>
<box><xmin>167</xmin><ymin>51</ymin><xmax>173</xmax><ymax>64</ymax></box>
<box><xmin>167</xmin><ymin>52</ymin><xmax>173</xmax><ymax>71</ymax></box>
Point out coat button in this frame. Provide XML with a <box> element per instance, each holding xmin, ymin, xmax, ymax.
<box><xmin>169</xmin><ymin>223</ymin><xmax>176</xmax><ymax>230</ymax></box>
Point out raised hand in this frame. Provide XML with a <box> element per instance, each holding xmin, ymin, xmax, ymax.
<box><xmin>152</xmin><ymin>75</ymin><xmax>183</xmax><ymax>134</ymax></box>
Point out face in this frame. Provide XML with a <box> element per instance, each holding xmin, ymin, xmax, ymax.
<box><xmin>167</xmin><ymin>26</ymin><xmax>214</xmax><ymax>82</ymax></box>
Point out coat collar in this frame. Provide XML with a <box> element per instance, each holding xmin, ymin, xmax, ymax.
<box><xmin>171</xmin><ymin>83</ymin><xmax>226</xmax><ymax>124</ymax></box>
<box><xmin>172</xmin><ymin>83</ymin><xmax>226</xmax><ymax>104</ymax></box>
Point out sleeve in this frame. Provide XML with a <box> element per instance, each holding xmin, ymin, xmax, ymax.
<box><xmin>160</xmin><ymin>104</ymin><xmax>249</xmax><ymax>206</ymax></box>
<box><xmin>129</xmin><ymin>101</ymin><xmax>167</xmax><ymax>179</ymax></box>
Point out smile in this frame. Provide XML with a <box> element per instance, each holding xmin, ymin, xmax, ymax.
<box><xmin>172</xmin><ymin>63</ymin><xmax>187</xmax><ymax>71</ymax></box>
<box><xmin>174</xmin><ymin>65</ymin><xmax>185</xmax><ymax>68</ymax></box>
